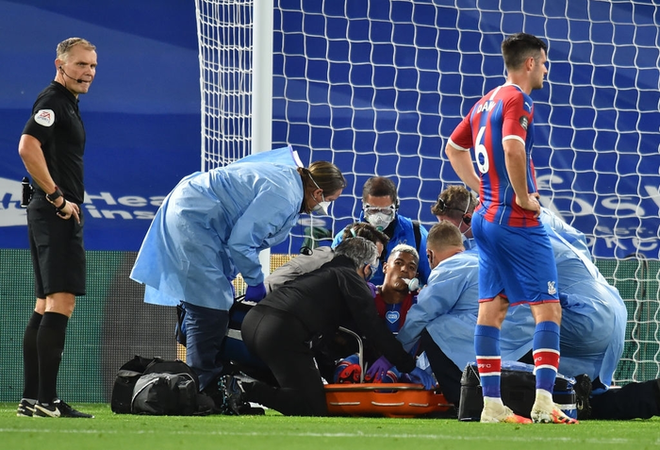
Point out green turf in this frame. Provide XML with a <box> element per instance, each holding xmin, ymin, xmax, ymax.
<box><xmin>1</xmin><ymin>403</ymin><xmax>660</xmax><ymax>450</ymax></box>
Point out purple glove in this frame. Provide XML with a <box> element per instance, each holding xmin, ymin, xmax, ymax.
<box><xmin>245</xmin><ymin>282</ymin><xmax>267</xmax><ymax>303</ymax></box>
<box><xmin>409</xmin><ymin>367</ymin><xmax>437</xmax><ymax>390</ymax></box>
<box><xmin>365</xmin><ymin>356</ymin><xmax>393</xmax><ymax>382</ymax></box>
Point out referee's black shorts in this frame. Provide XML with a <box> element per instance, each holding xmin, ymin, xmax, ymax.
<box><xmin>27</xmin><ymin>196</ymin><xmax>86</xmax><ymax>298</ymax></box>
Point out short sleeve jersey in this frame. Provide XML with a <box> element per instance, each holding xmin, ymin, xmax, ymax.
<box><xmin>22</xmin><ymin>81</ymin><xmax>86</xmax><ymax>204</ymax></box>
<box><xmin>449</xmin><ymin>84</ymin><xmax>539</xmax><ymax>227</ymax></box>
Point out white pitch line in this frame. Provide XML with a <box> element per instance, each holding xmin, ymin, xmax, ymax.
<box><xmin>0</xmin><ymin>428</ymin><xmax>648</xmax><ymax>445</ymax></box>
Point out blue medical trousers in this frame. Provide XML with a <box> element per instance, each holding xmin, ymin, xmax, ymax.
<box><xmin>182</xmin><ymin>301</ymin><xmax>229</xmax><ymax>391</ymax></box>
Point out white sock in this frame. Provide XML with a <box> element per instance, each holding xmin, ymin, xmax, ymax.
<box><xmin>534</xmin><ymin>389</ymin><xmax>554</xmax><ymax>406</ymax></box>
<box><xmin>484</xmin><ymin>396</ymin><xmax>504</xmax><ymax>408</ymax></box>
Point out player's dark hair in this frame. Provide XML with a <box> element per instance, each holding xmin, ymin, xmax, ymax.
<box><xmin>341</xmin><ymin>222</ymin><xmax>390</xmax><ymax>247</ymax></box>
<box><xmin>501</xmin><ymin>33</ymin><xmax>547</xmax><ymax>70</ymax></box>
<box><xmin>362</xmin><ymin>176</ymin><xmax>398</xmax><ymax>206</ymax></box>
<box><xmin>389</xmin><ymin>243</ymin><xmax>419</xmax><ymax>265</ymax></box>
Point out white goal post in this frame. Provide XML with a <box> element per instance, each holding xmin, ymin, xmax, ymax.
<box><xmin>194</xmin><ymin>0</ymin><xmax>660</xmax><ymax>384</ymax></box>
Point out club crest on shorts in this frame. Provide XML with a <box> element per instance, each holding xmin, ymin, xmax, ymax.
<box><xmin>547</xmin><ymin>281</ymin><xmax>557</xmax><ymax>296</ymax></box>
<box><xmin>35</xmin><ymin>109</ymin><xmax>55</xmax><ymax>127</ymax></box>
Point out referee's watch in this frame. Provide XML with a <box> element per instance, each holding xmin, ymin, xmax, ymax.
<box><xmin>46</xmin><ymin>186</ymin><xmax>63</xmax><ymax>203</ymax></box>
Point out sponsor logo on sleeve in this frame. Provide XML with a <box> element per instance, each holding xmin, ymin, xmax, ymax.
<box><xmin>519</xmin><ymin>115</ymin><xmax>529</xmax><ymax>131</ymax></box>
<box><xmin>34</xmin><ymin>109</ymin><xmax>55</xmax><ymax>127</ymax></box>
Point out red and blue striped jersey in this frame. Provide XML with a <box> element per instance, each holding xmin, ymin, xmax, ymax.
<box><xmin>449</xmin><ymin>84</ymin><xmax>540</xmax><ymax>227</ymax></box>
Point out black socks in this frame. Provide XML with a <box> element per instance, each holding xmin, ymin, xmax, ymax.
<box><xmin>36</xmin><ymin>312</ymin><xmax>69</xmax><ymax>403</ymax></box>
<box><xmin>22</xmin><ymin>311</ymin><xmax>43</xmax><ymax>400</ymax></box>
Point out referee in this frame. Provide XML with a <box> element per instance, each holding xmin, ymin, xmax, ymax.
<box><xmin>17</xmin><ymin>37</ymin><xmax>97</xmax><ymax>418</ymax></box>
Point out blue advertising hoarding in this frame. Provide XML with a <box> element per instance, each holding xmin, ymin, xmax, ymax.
<box><xmin>1</xmin><ymin>0</ymin><xmax>658</xmax><ymax>259</ymax></box>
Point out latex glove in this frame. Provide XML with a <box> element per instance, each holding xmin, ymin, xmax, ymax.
<box><xmin>409</xmin><ymin>367</ymin><xmax>437</xmax><ymax>390</ymax></box>
<box><xmin>365</xmin><ymin>356</ymin><xmax>393</xmax><ymax>382</ymax></box>
<box><xmin>245</xmin><ymin>282</ymin><xmax>267</xmax><ymax>303</ymax></box>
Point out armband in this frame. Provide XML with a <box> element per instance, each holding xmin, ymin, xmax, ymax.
<box><xmin>46</xmin><ymin>186</ymin><xmax>63</xmax><ymax>203</ymax></box>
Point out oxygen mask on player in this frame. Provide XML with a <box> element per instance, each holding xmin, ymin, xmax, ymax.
<box><xmin>400</xmin><ymin>277</ymin><xmax>420</xmax><ymax>292</ymax></box>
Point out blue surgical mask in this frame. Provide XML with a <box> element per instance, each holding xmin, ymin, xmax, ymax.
<box><xmin>364</xmin><ymin>263</ymin><xmax>374</xmax><ymax>282</ymax></box>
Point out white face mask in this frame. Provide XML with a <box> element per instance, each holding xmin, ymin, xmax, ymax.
<box><xmin>365</xmin><ymin>211</ymin><xmax>394</xmax><ymax>230</ymax></box>
<box><xmin>308</xmin><ymin>174</ymin><xmax>331</xmax><ymax>215</ymax></box>
<box><xmin>364</xmin><ymin>203</ymin><xmax>396</xmax><ymax>231</ymax></box>
<box><xmin>311</xmin><ymin>197</ymin><xmax>330</xmax><ymax>215</ymax></box>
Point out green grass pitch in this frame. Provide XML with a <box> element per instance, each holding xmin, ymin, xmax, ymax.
<box><xmin>1</xmin><ymin>403</ymin><xmax>660</xmax><ymax>450</ymax></box>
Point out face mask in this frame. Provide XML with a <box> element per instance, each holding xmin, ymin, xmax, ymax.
<box><xmin>363</xmin><ymin>263</ymin><xmax>374</xmax><ymax>282</ymax></box>
<box><xmin>310</xmin><ymin>193</ymin><xmax>330</xmax><ymax>215</ymax></box>
<box><xmin>308</xmin><ymin>174</ymin><xmax>331</xmax><ymax>215</ymax></box>
<box><xmin>365</xmin><ymin>211</ymin><xmax>394</xmax><ymax>230</ymax></box>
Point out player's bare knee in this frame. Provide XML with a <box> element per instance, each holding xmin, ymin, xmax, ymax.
<box><xmin>530</xmin><ymin>302</ymin><xmax>561</xmax><ymax>324</ymax></box>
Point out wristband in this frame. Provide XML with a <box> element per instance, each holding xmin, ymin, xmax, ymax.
<box><xmin>55</xmin><ymin>198</ymin><xmax>67</xmax><ymax>214</ymax></box>
<box><xmin>46</xmin><ymin>186</ymin><xmax>63</xmax><ymax>203</ymax></box>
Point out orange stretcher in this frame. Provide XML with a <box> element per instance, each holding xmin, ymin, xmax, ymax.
<box><xmin>325</xmin><ymin>383</ymin><xmax>452</xmax><ymax>418</ymax></box>
<box><xmin>324</xmin><ymin>328</ymin><xmax>453</xmax><ymax>418</ymax></box>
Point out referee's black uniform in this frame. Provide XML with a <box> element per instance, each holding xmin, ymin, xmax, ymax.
<box><xmin>24</xmin><ymin>81</ymin><xmax>86</xmax><ymax>298</ymax></box>
<box><xmin>241</xmin><ymin>255</ymin><xmax>416</xmax><ymax>416</ymax></box>
<box><xmin>20</xmin><ymin>80</ymin><xmax>88</xmax><ymax>414</ymax></box>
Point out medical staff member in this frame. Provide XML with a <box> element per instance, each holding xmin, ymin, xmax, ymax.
<box><xmin>332</xmin><ymin>176</ymin><xmax>431</xmax><ymax>285</ymax></box>
<box><xmin>130</xmin><ymin>146</ymin><xmax>346</xmax><ymax>397</ymax></box>
<box><xmin>233</xmin><ymin>237</ymin><xmax>434</xmax><ymax>416</ymax></box>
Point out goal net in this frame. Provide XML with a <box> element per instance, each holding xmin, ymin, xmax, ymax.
<box><xmin>195</xmin><ymin>0</ymin><xmax>253</xmax><ymax>171</ymax></box>
<box><xmin>195</xmin><ymin>0</ymin><xmax>660</xmax><ymax>384</ymax></box>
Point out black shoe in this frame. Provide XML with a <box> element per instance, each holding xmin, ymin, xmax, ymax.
<box><xmin>237</xmin><ymin>403</ymin><xmax>265</xmax><ymax>415</ymax></box>
<box><xmin>33</xmin><ymin>399</ymin><xmax>94</xmax><ymax>418</ymax></box>
<box><xmin>219</xmin><ymin>375</ymin><xmax>245</xmax><ymax>415</ymax></box>
<box><xmin>574</xmin><ymin>374</ymin><xmax>592</xmax><ymax>421</ymax></box>
<box><xmin>17</xmin><ymin>399</ymin><xmax>35</xmax><ymax>417</ymax></box>
<box><xmin>197</xmin><ymin>390</ymin><xmax>226</xmax><ymax>415</ymax></box>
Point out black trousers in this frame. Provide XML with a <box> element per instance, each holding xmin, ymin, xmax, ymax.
<box><xmin>241</xmin><ymin>305</ymin><xmax>328</xmax><ymax>416</ymax></box>
<box><xmin>519</xmin><ymin>350</ymin><xmax>660</xmax><ymax>420</ymax></box>
<box><xmin>420</xmin><ymin>329</ymin><xmax>462</xmax><ymax>405</ymax></box>
<box><xmin>590</xmin><ymin>379</ymin><xmax>660</xmax><ymax>420</ymax></box>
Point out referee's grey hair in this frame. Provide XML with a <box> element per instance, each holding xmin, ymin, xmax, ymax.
<box><xmin>56</xmin><ymin>37</ymin><xmax>96</xmax><ymax>60</ymax></box>
<box><xmin>334</xmin><ymin>236</ymin><xmax>379</xmax><ymax>269</ymax></box>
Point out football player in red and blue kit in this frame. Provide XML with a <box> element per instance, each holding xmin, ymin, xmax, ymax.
<box><xmin>446</xmin><ymin>32</ymin><xmax>577</xmax><ymax>425</ymax></box>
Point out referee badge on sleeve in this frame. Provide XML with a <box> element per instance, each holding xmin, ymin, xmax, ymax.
<box><xmin>34</xmin><ymin>109</ymin><xmax>55</xmax><ymax>127</ymax></box>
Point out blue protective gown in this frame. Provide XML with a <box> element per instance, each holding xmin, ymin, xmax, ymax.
<box><xmin>398</xmin><ymin>208</ymin><xmax>627</xmax><ymax>387</ymax></box>
<box><xmin>397</xmin><ymin>248</ymin><xmax>533</xmax><ymax>372</ymax></box>
<box><xmin>130</xmin><ymin>146</ymin><xmax>305</xmax><ymax>311</ymax></box>
<box><xmin>506</xmin><ymin>209</ymin><xmax>627</xmax><ymax>388</ymax></box>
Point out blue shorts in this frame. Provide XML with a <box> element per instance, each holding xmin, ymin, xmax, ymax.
<box><xmin>472</xmin><ymin>212</ymin><xmax>559</xmax><ymax>305</ymax></box>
